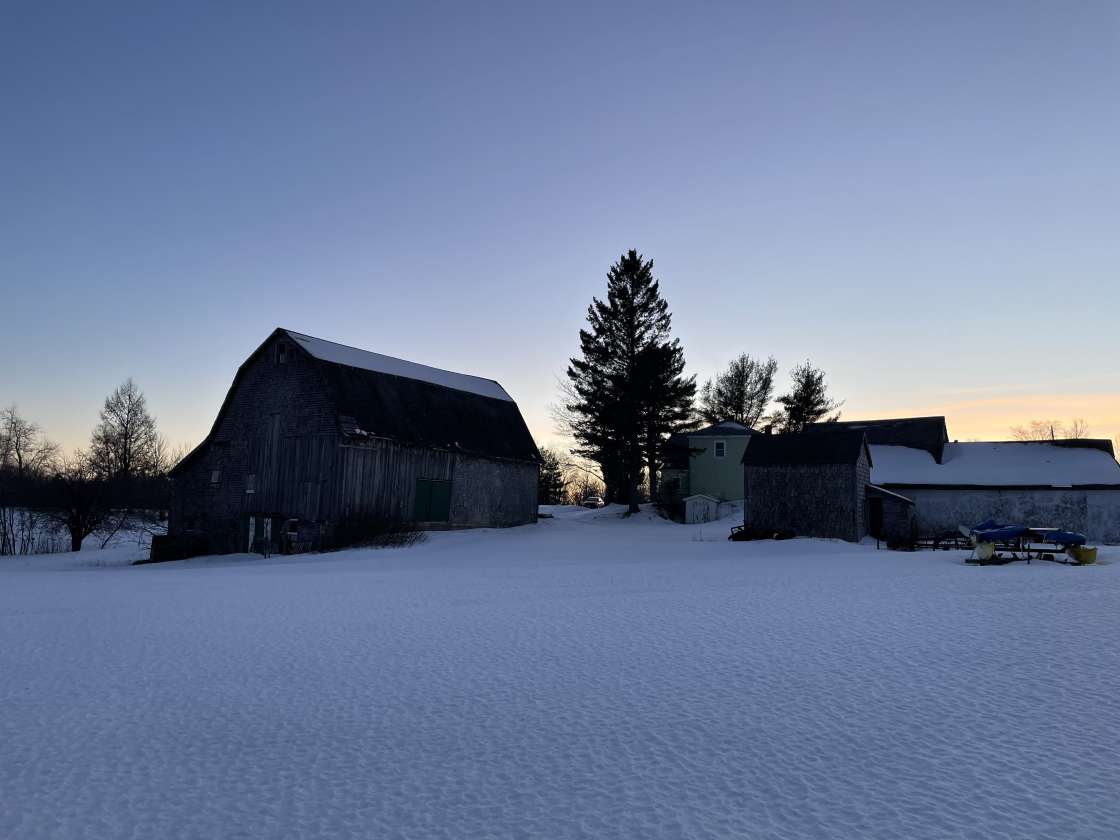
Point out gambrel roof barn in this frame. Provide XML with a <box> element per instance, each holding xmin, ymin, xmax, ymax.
<box><xmin>161</xmin><ymin>329</ymin><xmax>538</xmax><ymax>559</ymax></box>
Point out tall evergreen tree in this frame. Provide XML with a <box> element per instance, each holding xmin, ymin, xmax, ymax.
<box><xmin>565</xmin><ymin>250</ymin><xmax>695</xmax><ymax>511</ymax></box>
<box><xmin>697</xmin><ymin>354</ymin><xmax>778</xmax><ymax>428</ymax></box>
<box><xmin>536</xmin><ymin>447</ymin><xmax>568</xmax><ymax>505</ymax></box>
<box><xmin>638</xmin><ymin>340</ymin><xmax>695</xmax><ymax>500</ymax></box>
<box><xmin>775</xmin><ymin>361</ymin><xmax>841</xmax><ymax>432</ymax></box>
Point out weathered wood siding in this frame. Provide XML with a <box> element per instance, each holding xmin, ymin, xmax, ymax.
<box><xmin>852</xmin><ymin>449</ymin><xmax>870</xmax><ymax>541</ymax></box>
<box><xmin>745</xmin><ymin>447</ymin><xmax>870</xmax><ymax>542</ymax></box>
<box><xmin>332</xmin><ymin>440</ymin><xmax>454</xmax><ymax>522</ymax></box>
<box><xmin>170</xmin><ymin>332</ymin><xmax>539</xmax><ymax>556</ymax></box>
<box><xmin>169</xmin><ymin>333</ymin><xmax>339</xmax><ymax>552</ymax></box>
<box><xmin>332</xmin><ymin>440</ymin><xmax>538</xmax><ymax>528</ymax></box>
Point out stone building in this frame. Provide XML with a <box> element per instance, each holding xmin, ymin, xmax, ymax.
<box><xmin>159</xmin><ymin>328</ymin><xmax>539</xmax><ymax>559</ymax></box>
<box><xmin>810</xmin><ymin>416</ymin><xmax>1120</xmax><ymax>541</ymax></box>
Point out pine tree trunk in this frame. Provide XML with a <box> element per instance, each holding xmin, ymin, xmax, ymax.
<box><xmin>70</xmin><ymin>529</ymin><xmax>83</xmax><ymax>552</ymax></box>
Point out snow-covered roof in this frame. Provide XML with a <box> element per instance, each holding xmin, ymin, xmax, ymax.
<box><xmin>285</xmin><ymin>329</ymin><xmax>512</xmax><ymax>401</ymax></box>
<box><xmin>871</xmin><ymin>442</ymin><xmax>1120</xmax><ymax>487</ymax></box>
<box><xmin>866</xmin><ymin>484</ymin><xmax>915</xmax><ymax>504</ymax></box>
<box><xmin>690</xmin><ymin>421</ymin><xmax>755</xmax><ymax>437</ymax></box>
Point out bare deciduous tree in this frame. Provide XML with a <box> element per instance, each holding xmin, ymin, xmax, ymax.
<box><xmin>557</xmin><ymin>457</ymin><xmax>605</xmax><ymax>506</ymax></box>
<box><xmin>697</xmin><ymin>354</ymin><xmax>778</xmax><ymax>428</ymax></box>
<box><xmin>89</xmin><ymin>379</ymin><xmax>161</xmax><ymax>482</ymax></box>
<box><xmin>43</xmin><ymin>451</ymin><xmax>113</xmax><ymax>552</ymax></box>
<box><xmin>1010</xmin><ymin>418</ymin><xmax>1090</xmax><ymax>441</ymax></box>
<box><xmin>163</xmin><ymin>440</ymin><xmax>195</xmax><ymax>473</ymax></box>
<box><xmin>0</xmin><ymin>405</ymin><xmax>58</xmax><ymax>477</ymax></box>
<box><xmin>0</xmin><ymin>406</ymin><xmax>62</xmax><ymax>556</ymax></box>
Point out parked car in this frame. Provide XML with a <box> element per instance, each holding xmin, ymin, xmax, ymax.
<box><xmin>582</xmin><ymin>495</ymin><xmax>604</xmax><ymax>509</ymax></box>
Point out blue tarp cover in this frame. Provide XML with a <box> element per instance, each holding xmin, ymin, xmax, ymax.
<box><xmin>971</xmin><ymin>521</ymin><xmax>1087</xmax><ymax>547</ymax></box>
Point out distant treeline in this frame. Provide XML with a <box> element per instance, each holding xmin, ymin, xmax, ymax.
<box><xmin>0</xmin><ymin>381</ymin><xmax>187</xmax><ymax>555</ymax></box>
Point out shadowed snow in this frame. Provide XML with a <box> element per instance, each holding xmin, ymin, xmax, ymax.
<box><xmin>2</xmin><ymin>508</ymin><xmax>1119</xmax><ymax>838</ymax></box>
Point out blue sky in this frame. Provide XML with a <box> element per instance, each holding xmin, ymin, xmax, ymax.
<box><xmin>3</xmin><ymin>1</ymin><xmax>1118</xmax><ymax>452</ymax></box>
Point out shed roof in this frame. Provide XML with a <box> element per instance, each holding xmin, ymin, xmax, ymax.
<box><xmin>871</xmin><ymin>441</ymin><xmax>1120</xmax><ymax>488</ymax></box>
<box><xmin>742</xmin><ymin>429</ymin><xmax>871</xmax><ymax>467</ymax></box>
<box><xmin>866</xmin><ymin>484</ymin><xmax>915</xmax><ymax>505</ymax></box>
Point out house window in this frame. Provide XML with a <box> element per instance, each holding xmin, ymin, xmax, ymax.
<box><xmin>714</xmin><ymin>440</ymin><xmax>726</xmax><ymax>459</ymax></box>
<box><xmin>277</xmin><ymin>342</ymin><xmax>288</xmax><ymax>365</ymax></box>
<box><xmin>210</xmin><ymin>469</ymin><xmax>221</xmax><ymax>485</ymax></box>
<box><xmin>246</xmin><ymin>474</ymin><xmax>257</xmax><ymax>495</ymax></box>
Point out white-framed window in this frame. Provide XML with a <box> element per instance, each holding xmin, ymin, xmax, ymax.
<box><xmin>246</xmin><ymin>474</ymin><xmax>257</xmax><ymax>495</ymax></box>
<box><xmin>210</xmin><ymin>469</ymin><xmax>221</xmax><ymax>485</ymax></box>
<box><xmin>714</xmin><ymin>440</ymin><xmax>726</xmax><ymax>459</ymax></box>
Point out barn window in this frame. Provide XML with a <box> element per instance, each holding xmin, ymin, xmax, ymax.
<box><xmin>714</xmin><ymin>440</ymin><xmax>726</xmax><ymax>459</ymax></box>
<box><xmin>277</xmin><ymin>342</ymin><xmax>288</xmax><ymax>365</ymax></box>
<box><xmin>414</xmin><ymin>478</ymin><xmax>451</xmax><ymax>522</ymax></box>
<box><xmin>246</xmin><ymin>474</ymin><xmax>257</xmax><ymax>495</ymax></box>
<box><xmin>210</xmin><ymin>469</ymin><xmax>221</xmax><ymax>485</ymax></box>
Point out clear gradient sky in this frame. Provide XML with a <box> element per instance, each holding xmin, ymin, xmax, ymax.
<box><xmin>3</xmin><ymin>2</ymin><xmax>1118</xmax><ymax>455</ymax></box>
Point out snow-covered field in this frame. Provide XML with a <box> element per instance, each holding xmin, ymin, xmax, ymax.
<box><xmin>3</xmin><ymin>505</ymin><xmax>1119</xmax><ymax>839</ymax></box>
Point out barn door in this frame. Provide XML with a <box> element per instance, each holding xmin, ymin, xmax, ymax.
<box><xmin>247</xmin><ymin>516</ymin><xmax>271</xmax><ymax>555</ymax></box>
<box><xmin>414</xmin><ymin>478</ymin><xmax>451</xmax><ymax>522</ymax></box>
<box><xmin>868</xmin><ymin>497</ymin><xmax>884</xmax><ymax>539</ymax></box>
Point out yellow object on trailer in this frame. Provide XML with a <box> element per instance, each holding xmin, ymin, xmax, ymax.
<box><xmin>1067</xmin><ymin>546</ymin><xmax>1097</xmax><ymax>565</ymax></box>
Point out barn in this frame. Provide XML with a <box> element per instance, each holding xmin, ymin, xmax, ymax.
<box><xmin>158</xmin><ymin>329</ymin><xmax>539</xmax><ymax>559</ymax></box>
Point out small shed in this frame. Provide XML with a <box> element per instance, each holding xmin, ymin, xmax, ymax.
<box><xmin>742</xmin><ymin>429</ymin><xmax>872</xmax><ymax>542</ymax></box>
<box><xmin>683</xmin><ymin>494</ymin><xmax>720</xmax><ymax>524</ymax></box>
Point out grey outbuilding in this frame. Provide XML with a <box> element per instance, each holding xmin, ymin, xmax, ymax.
<box><xmin>742</xmin><ymin>429</ymin><xmax>872</xmax><ymax>542</ymax></box>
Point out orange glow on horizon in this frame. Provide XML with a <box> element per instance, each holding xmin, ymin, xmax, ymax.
<box><xmin>847</xmin><ymin>392</ymin><xmax>1120</xmax><ymax>443</ymax></box>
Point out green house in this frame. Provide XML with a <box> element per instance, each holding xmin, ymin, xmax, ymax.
<box><xmin>662</xmin><ymin>421</ymin><xmax>755</xmax><ymax>504</ymax></box>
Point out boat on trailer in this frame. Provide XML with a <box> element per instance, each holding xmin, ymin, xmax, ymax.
<box><xmin>962</xmin><ymin>519</ymin><xmax>1096</xmax><ymax>565</ymax></box>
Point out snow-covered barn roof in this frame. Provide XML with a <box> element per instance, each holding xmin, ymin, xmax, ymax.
<box><xmin>871</xmin><ymin>441</ymin><xmax>1120</xmax><ymax>488</ymax></box>
<box><xmin>172</xmin><ymin>328</ymin><xmax>536</xmax><ymax>475</ymax></box>
<box><xmin>284</xmin><ymin>330</ymin><xmax>512</xmax><ymax>402</ymax></box>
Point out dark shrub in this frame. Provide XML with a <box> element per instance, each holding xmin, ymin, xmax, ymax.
<box><xmin>325</xmin><ymin>518</ymin><xmax>425</xmax><ymax>551</ymax></box>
